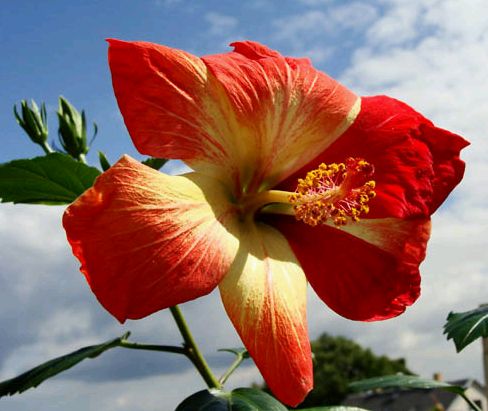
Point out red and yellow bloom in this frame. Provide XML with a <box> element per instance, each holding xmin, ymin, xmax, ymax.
<box><xmin>63</xmin><ymin>40</ymin><xmax>468</xmax><ymax>406</ymax></box>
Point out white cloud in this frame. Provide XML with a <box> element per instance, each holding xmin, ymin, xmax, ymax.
<box><xmin>300</xmin><ymin>46</ymin><xmax>334</xmax><ymax>64</ymax></box>
<box><xmin>329</xmin><ymin>2</ymin><xmax>378</xmax><ymax>30</ymax></box>
<box><xmin>423</xmin><ymin>0</ymin><xmax>488</xmax><ymax>42</ymax></box>
<box><xmin>0</xmin><ymin>369</ymin><xmax>205</xmax><ymax>411</ymax></box>
<box><xmin>0</xmin><ymin>205</ymin><xmax>65</xmax><ymax>255</ymax></box>
<box><xmin>205</xmin><ymin>12</ymin><xmax>239</xmax><ymax>36</ymax></box>
<box><xmin>0</xmin><ymin>363</ymin><xmax>262</xmax><ymax>411</ymax></box>
<box><xmin>271</xmin><ymin>3</ymin><xmax>378</xmax><ymax>64</ymax></box>
<box><xmin>273</xmin><ymin>10</ymin><xmax>330</xmax><ymax>41</ymax></box>
<box><xmin>366</xmin><ymin>1</ymin><xmax>429</xmax><ymax>47</ymax></box>
<box><xmin>275</xmin><ymin>3</ymin><xmax>378</xmax><ymax>37</ymax></box>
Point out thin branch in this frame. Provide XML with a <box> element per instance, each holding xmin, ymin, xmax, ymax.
<box><xmin>219</xmin><ymin>352</ymin><xmax>248</xmax><ymax>385</ymax></box>
<box><xmin>40</xmin><ymin>141</ymin><xmax>54</xmax><ymax>155</ymax></box>
<box><xmin>170</xmin><ymin>305</ymin><xmax>221</xmax><ymax>389</ymax></box>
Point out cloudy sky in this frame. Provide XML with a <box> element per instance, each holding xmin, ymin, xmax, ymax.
<box><xmin>1</xmin><ymin>0</ymin><xmax>487</xmax><ymax>410</ymax></box>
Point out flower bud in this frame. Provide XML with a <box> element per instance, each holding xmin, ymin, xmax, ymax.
<box><xmin>14</xmin><ymin>99</ymin><xmax>49</xmax><ymax>147</ymax></box>
<box><xmin>57</xmin><ymin>96</ymin><xmax>97</xmax><ymax>161</ymax></box>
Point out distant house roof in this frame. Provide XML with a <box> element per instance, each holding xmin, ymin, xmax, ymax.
<box><xmin>343</xmin><ymin>379</ymin><xmax>486</xmax><ymax>411</ymax></box>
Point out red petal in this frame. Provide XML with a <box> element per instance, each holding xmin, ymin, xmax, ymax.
<box><xmin>107</xmin><ymin>39</ymin><xmax>221</xmax><ymax>161</ymax></box>
<box><xmin>270</xmin><ymin>215</ymin><xmax>431</xmax><ymax>321</ymax></box>
<box><xmin>278</xmin><ymin>95</ymin><xmax>469</xmax><ymax>219</ymax></box>
<box><xmin>202</xmin><ymin>41</ymin><xmax>360</xmax><ymax>191</ymax></box>
<box><xmin>108</xmin><ymin>39</ymin><xmax>358</xmax><ymax>193</ymax></box>
<box><xmin>63</xmin><ymin>156</ymin><xmax>239</xmax><ymax>322</ymax></box>
<box><xmin>219</xmin><ymin>223</ymin><xmax>312</xmax><ymax>406</ymax></box>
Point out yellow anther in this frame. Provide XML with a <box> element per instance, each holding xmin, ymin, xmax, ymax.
<box><xmin>289</xmin><ymin>157</ymin><xmax>376</xmax><ymax>227</ymax></box>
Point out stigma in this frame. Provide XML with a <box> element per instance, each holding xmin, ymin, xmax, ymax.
<box><xmin>289</xmin><ymin>158</ymin><xmax>376</xmax><ymax>227</ymax></box>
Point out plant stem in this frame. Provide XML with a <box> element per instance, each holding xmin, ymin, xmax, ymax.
<box><xmin>40</xmin><ymin>141</ymin><xmax>54</xmax><ymax>155</ymax></box>
<box><xmin>78</xmin><ymin>153</ymin><xmax>87</xmax><ymax>164</ymax></box>
<box><xmin>219</xmin><ymin>353</ymin><xmax>247</xmax><ymax>385</ymax></box>
<box><xmin>119</xmin><ymin>340</ymin><xmax>186</xmax><ymax>355</ymax></box>
<box><xmin>169</xmin><ymin>305</ymin><xmax>221</xmax><ymax>389</ymax></box>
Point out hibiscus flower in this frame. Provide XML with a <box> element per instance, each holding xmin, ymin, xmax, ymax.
<box><xmin>63</xmin><ymin>40</ymin><xmax>468</xmax><ymax>406</ymax></box>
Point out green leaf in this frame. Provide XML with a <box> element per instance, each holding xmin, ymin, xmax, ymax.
<box><xmin>298</xmin><ymin>407</ymin><xmax>370</xmax><ymax>411</ymax></box>
<box><xmin>175</xmin><ymin>388</ymin><xmax>288</xmax><ymax>411</ymax></box>
<box><xmin>142</xmin><ymin>157</ymin><xmax>168</xmax><ymax>170</ymax></box>
<box><xmin>0</xmin><ymin>153</ymin><xmax>100</xmax><ymax>205</ymax></box>
<box><xmin>349</xmin><ymin>374</ymin><xmax>465</xmax><ymax>395</ymax></box>
<box><xmin>0</xmin><ymin>333</ymin><xmax>130</xmax><ymax>397</ymax></box>
<box><xmin>444</xmin><ymin>305</ymin><xmax>488</xmax><ymax>352</ymax></box>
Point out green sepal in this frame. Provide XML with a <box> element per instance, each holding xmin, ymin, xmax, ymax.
<box><xmin>444</xmin><ymin>305</ymin><xmax>488</xmax><ymax>352</ymax></box>
<box><xmin>0</xmin><ymin>153</ymin><xmax>100</xmax><ymax>205</ymax></box>
<box><xmin>98</xmin><ymin>150</ymin><xmax>111</xmax><ymax>171</ymax></box>
<box><xmin>0</xmin><ymin>333</ymin><xmax>130</xmax><ymax>397</ymax></box>
<box><xmin>175</xmin><ymin>388</ymin><xmax>288</xmax><ymax>411</ymax></box>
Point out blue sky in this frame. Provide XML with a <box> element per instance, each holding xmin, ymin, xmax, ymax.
<box><xmin>1</xmin><ymin>1</ymin><xmax>487</xmax><ymax>410</ymax></box>
<box><xmin>1</xmin><ymin>0</ymin><xmax>360</xmax><ymax>164</ymax></box>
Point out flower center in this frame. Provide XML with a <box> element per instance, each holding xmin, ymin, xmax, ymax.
<box><xmin>289</xmin><ymin>158</ymin><xmax>376</xmax><ymax>227</ymax></box>
<box><xmin>241</xmin><ymin>157</ymin><xmax>376</xmax><ymax>227</ymax></box>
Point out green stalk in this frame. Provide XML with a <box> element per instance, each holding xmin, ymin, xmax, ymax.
<box><xmin>170</xmin><ymin>305</ymin><xmax>221</xmax><ymax>389</ymax></box>
<box><xmin>78</xmin><ymin>153</ymin><xmax>87</xmax><ymax>164</ymax></box>
<box><xmin>219</xmin><ymin>352</ymin><xmax>247</xmax><ymax>385</ymax></box>
<box><xmin>40</xmin><ymin>141</ymin><xmax>54</xmax><ymax>155</ymax></box>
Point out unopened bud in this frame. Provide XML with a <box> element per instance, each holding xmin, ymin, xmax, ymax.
<box><xmin>14</xmin><ymin>99</ymin><xmax>49</xmax><ymax>147</ymax></box>
<box><xmin>57</xmin><ymin>96</ymin><xmax>97</xmax><ymax>161</ymax></box>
